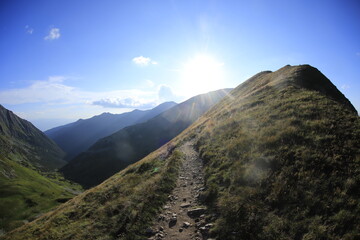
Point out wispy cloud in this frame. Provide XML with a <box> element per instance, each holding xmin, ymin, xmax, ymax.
<box><xmin>145</xmin><ymin>79</ymin><xmax>155</xmax><ymax>88</ymax></box>
<box><xmin>0</xmin><ymin>76</ymin><xmax>74</xmax><ymax>104</ymax></box>
<box><xmin>44</xmin><ymin>28</ymin><xmax>60</xmax><ymax>40</ymax></box>
<box><xmin>341</xmin><ymin>84</ymin><xmax>350</xmax><ymax>90</ymax></box>
<box><xmin>132</xmin><ymin>56</ymin><xmax>158</xmax><ymax>66</ymax></box>
<box><xmin>25</xmin><ymin>25</ymin><xmax>34</xmax><ymax>34</ymax></box>
<box><xmin>93</xmin><ymin>98</ymin><xmax>157</xmax><ymax>109</ymax></box>
<box><xmin>0</xmin><ymin>76</ymin><xmax>180</xmax><ymax>108</ymax></box>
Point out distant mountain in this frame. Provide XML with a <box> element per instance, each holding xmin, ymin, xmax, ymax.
<box><xmin>60</xmin><ymin>89</ymin><xmax>231</xmax><ymax>188</ymax></box>
<box><xmin>0</xmin><ymin>105</ymin><xmax>81</xmax><ymax>233</ymax></box>
<box><xmin>45</xmin><ymin>102</ymin><xmax>177</xmax><ymax>161</ymax></box>
<box><xmin>6</xmin><ymin>65</ymin><xmax>359</xmax><ymax>240</ymax></box>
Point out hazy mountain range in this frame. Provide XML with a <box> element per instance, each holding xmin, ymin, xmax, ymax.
<box><xmin>45</xmin><ymin>101</ymin><xmax>177</xmax><ymax>161</ymax></box>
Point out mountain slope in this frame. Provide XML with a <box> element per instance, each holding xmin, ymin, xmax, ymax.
<box><xmin>0</xmin><ymin>105</ymin><xmax>66</xmax><ymax>170</ymax></box>
<box><xmin>0</xmin><ymin>105</ymin><xmax>82</xmax><ymax>233</ymax></box>
<box><xmin>45</xmin><ymin>102</ymin><xmax>177</xmax><ymax>161</ymax></box>
<box><xmin>60</xmin><ymin>89</ymin><xmax>231</xmax><ymax>188</ymax></box>
<box><xmin>4</xmin><ymin>65</ymin><xmax>359</xmax><ymax>240</ymax></box>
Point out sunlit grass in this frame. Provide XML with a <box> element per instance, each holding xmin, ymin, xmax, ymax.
<box><xmin>194</xmin><ymin>84</ymin><xmax>359</xmax><ymax>239</ymax></box>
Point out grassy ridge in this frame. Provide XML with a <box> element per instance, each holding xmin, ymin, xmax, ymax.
<box><xmin>193</xmin><ymin>80</ymin><xmax>359</xmax><ymax>239</ymax></box>
<box><xmin>3</xmin><ymin>144</ymin><xmax>183</xmax><ymax>240</ymax></box>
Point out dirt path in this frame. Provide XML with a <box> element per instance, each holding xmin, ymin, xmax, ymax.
<box><xmin>148</xmin><ymin>141</ymin><xmax>214</xmax><ymax>240</ymax></box>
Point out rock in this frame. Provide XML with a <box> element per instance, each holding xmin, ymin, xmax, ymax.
<box><xmin>180</xmin><ymin>203</ymin><xmax>191</xmax><ymax>208</ymax></box>
<box><xmin>205</xmin><ymin>223</ymin><xmax>214</xmax><ymax>229</ymax></box>
<box><xmin>169</xmin><ymin>216</ymin><xmax>177</xmax><ymax>228</ymax></box>
<box><xmin>158</xmin><ymin>214</ymin><xmax>165</xmax><ymax>221</ymax></box>
<box><xmin>159</xmin><ymin>226</ymin><xmax>164</xmax><ymax>231</ymax></box>
<box><xmin>183</xmin><ymin>198</ymin><xmax>187</xmax><ymax>201</ymax></box>
<box><xmin>155</xmin><ymin>232</ymin><xmax>165</xmax><ymax>239</ymax></box>
<box><xmin>163</xmin><ymin>205</ymin><xmax>170</xmax><ymax>210</ymax></box>
<box><xmin>179</xmin><ymin>228</ymin><xmax>183</xmax><ymax>232</ymax></box>
<box><xmin>187</xmin><ymin>207</ymin><xmax>206</xmax><ymax>218</ymax></box>
<box><xmin>183</xmin><ymin>222</ymin><xmax>191</xmax><ymax>228</ymax></box>
<box><xmin>145</xmin><ymin>227</ymin><xmax>157</xmax><ymax>237</ymax></box>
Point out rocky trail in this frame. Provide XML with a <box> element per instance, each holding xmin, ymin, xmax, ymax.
<box><xmin>147</xmin><ymin>141</ymin><xmax>215</xmax><ymax>240</ymax></box>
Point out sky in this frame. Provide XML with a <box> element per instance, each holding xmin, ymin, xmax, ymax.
<box><xmin>0</xmin><ymin>0</ymin><xmax>359</xmax><ymax>131</ymax></box>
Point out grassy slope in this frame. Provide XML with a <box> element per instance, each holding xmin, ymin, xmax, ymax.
<box><xmin>3</xmin><ymin>143</ymin><xmax>183</xmax><ymax>240</ymax></box>
<box><xmin>0</xmin><ymin>153</ymin><xmax>82</xmax><ymax>233</ymax></box>
<box><xmin>4</xmin><ymin>65</ymin><xmax>359</xmax><ymax>240</ymax></box>
<box><xmin>189</xmin><ymin>66</ymin><xmax>360</xmax><ymax>239</ymax></box>
<box><xmin>0</xmin><ymin>106</ymin><xmax>81</xmax><ymax>233</ymax></box>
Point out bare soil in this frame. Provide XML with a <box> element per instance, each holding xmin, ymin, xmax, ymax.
<box><xmin>148</xmin><ymin>141</ymin><xmax>214</xmax><ymax>240</ymax></box>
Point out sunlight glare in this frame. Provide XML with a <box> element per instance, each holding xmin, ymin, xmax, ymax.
<box><xmin>180</xmin><ymin>54</ymin><xmax>225</xmax><ymax>97</ymax></box>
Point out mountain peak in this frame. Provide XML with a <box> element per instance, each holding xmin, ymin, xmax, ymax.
<box><xmin>238</xmin><ymin>64</ymin><xmax>357</xmax><ymax>114</ymax></box>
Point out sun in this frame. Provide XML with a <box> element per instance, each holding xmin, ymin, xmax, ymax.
<box><xmin>180</xmin><ymin>54</ymin><xmax>225</xmax><ymax>97</ymax></box>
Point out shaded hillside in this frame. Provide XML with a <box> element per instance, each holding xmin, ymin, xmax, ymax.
<box><xmin>0</xmin><ymin>105</ymin><xmax>82</xmax><ymax>234</ymax></box>
<box><xmin>45</xmin><ymin>102</ymin><xmax>177</xmax><ymax>161</ymax></box>
<box><xmin>0</xmin><ymin>105</ymin><xmax>65</xmax><ymax>170</ymax></box>
<box><xmin>4</xmin><ymin>65</ymin><xmax>359</xmax><ymax>240</ymax></box>
<box><xmin>60</xmin><ymin>89</ymin><xmax>231</xmax><ymax>188</ymax></box>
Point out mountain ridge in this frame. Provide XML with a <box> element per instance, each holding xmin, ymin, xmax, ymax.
<box><xmin>45</xmin><ymin>101</ymin><xmax>177</xmax><ymax>161</ymax></box>
<box><xmin>3</xmin><ymin>64</ymin><xmax>359</xmax><ymax>240</ymax></box>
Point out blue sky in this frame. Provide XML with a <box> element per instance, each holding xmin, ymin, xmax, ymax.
<box><xmin>0</xmin><ymin>0</ymin><xmax>359</xmax><ymax>131</ymax></box>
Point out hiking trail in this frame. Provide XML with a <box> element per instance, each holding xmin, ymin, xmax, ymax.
<box><xmin>147</xmin><ymin>141</ymin><xmax>215</xmax><ymax>240</ymax></box>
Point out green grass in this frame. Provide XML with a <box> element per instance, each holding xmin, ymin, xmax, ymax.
<box><xmin>3</xmin><ymin>145</ymin><xmax>183</xmax><ymax>240</ymax></box>
<box><xmin>0</xmin><ymin>154</ymin><xmax>82</xmax><ymax>233</ymax></box>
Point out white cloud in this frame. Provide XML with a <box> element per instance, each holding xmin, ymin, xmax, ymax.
<box><xmin>132</xmin><ymin>56</ymin><xmax>158</xmax><ymax>66</ymax></box>
<box><xmin>44</xmin><ymin>28</ymin><xmax>60</xmax><ymax>40</ymax></box>
<box><xmin>25</xmin><ymin>25</ymin><xmax>34</xmax><ymax>34</ymax></box>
